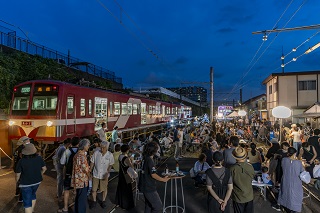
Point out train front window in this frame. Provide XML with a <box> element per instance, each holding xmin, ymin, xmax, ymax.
<box><xmin>30</xmin><ymin>84</ymin><xmax>59</xmax><ymax>116</ymax></box>
<box><xmin>11</xmin><ymin>84</ymin><xmax>31</xmax><ymax>115</ymax></box>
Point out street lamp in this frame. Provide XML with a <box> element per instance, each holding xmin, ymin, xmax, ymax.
<box><xmin>238</xmin><ymin>110</ymin><xmax>247</xmax><ymax>117</ymax></box>
<box><xmin>272</xmin><ymin>106</ymin><xmax>291</xmax><ymax>142</ymax></box>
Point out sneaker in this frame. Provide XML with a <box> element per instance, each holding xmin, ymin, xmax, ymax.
<box><xmin>18</xmin><ymin>199</ymin><xmax>23</xmax><ymax>203</ymax></box>
<box><xmin>100</xmin><ymin>201</ymin><xmax>107</xmax><ymax>209</ymax></box>
<box><xmin>89</xmin><ymin>201</ymin><xmax>97</xmax><ymax>209</ymax></box>
<box><xmin>271</xmin><ymin>204</ymin><xmax>281</xmax><ymax>212</ymax></box>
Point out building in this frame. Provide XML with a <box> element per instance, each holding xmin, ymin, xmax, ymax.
<box><xmin>167</xmin><ymin>86</ymin><xmax>208</xmax><ymax>103</ymax></box>
<box><xmin>240</xmin><ymin>94</ymin><xmax>267</xmax><ymax>119</ymax></box>
<box><xmin>263</xmin><ymin>71</ymin><xmax>320</xmax><ymax>124</ymax></box>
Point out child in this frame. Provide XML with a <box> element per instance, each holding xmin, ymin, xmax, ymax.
<box><xmin>261</xmin><ymin>166</ymin><xmax>273</xmax><ymax>185</ymax></box>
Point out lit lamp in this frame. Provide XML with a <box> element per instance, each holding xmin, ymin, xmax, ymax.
<box><xmin>238</xmin><ymin>110</ymin><xmax>247</xmax><ymax>117</ymax></box>
<box><xmin>272</xmin><ymin>106</ymin><xmax>291</xmax><ymax>142</ymax></box>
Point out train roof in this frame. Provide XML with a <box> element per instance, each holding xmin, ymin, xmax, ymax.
<box><xmin>14</xmin><ymin>80</ymin><xmax>186</xmax><ymax>107</ymax></box>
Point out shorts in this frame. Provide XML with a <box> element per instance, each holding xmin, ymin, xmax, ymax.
<box><xmin>20</xmin><ymin>184</ymin><xmax>40</xmax><ymax>208</ymax></box>
<box><xmin>64</xmin><ymin>175</ymin><xmax>73</xmax><ymax>190</ymax></box>
<box><xmin>92</xmin><ymin>177</ymin><xmax>108</xmax><ymax>192</ymax></box>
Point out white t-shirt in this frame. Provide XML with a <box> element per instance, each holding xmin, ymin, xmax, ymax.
<box><xmin>262</xmin><ymin>173</ymin><xmax>270</xmax><ymax>184</ymax></box>
<box><xmin>97</xmin><ymin>128</ymin><xmax>107</xmax><ymax>142</ymax></box>
<box><xmin>90</xmin><ymin>150</ymin><xmax>114</xmax><ymax>179</ymax></box>
<box><xmin>178</xmin><ymin>130</ymin><xmax>184</xmax><ymax>147</ymax></box>
<box><xmin>292</xmin><ymin>132</ymin><xmax>301</xmax><ymax>142</ymax></box>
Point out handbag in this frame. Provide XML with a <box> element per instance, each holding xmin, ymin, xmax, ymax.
<box><xmin>189</xmin><ymin>168</ymin><xmax>196</xmax><ymax>178</ymax></box>
<box><xmin>120</xmin><ymin>156</ymin><xmax>135</xmax><ymax>184</ymax></box>
<box><xmin>127</xmin><ymin>167</ymin><xmax>138</xmax><ymax>179</ymax></box>
<box><xmin>300</xmin><ymin>171</ymin><xmax>311</xmax><ymax>184</ymax></box>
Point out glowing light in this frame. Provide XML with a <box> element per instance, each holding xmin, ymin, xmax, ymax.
<box><xmin>281</xmin><ymin>56</ymin><xmax>285</xmax><ymax>60</ymax></box>
<box><xmin>272</xmin><ymin>106</ymin><xmax>291</xmax><ymax>118</ymax></box>
<box><xmin>217</xmin><ymin>113</ymin><xmax>223</xmax><ymax>118</ymax></box>
<box><xmin>46</xmin><ymin>121</ymin><xmax>53</xmax><ymax>127</ymax></box>
<box><xmin>292</xmin><ymin>58</ymin><xmax>297</xmax><ymax>61</ymax></box>
<box><xmin>238</xmin><ymin>110</ymin><xmax>247</xmax><ymax>116</ymax></box>
<box><xmin>9</xmin><ymin>120</ymin><xmax>15</xmax><ymax>126</ymax></box>
<box><xmin>292</xmin><ymin>48</ymin><xmax>297</xmax><ymax>52</ymax></box>
<box><xmin>281</xmin><ymin>64</ymin><xmax>285</xmax><ymax>68</ymax></box>
<box><xmin>305</xmin><ymin>42</ymin><xmax>320</xmax><ymax>54</ymax></box>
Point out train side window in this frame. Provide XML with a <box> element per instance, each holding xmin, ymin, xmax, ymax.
<box><xmin>114</xmin><ymin>102</ymin><xmax>120</xmax><ymax>115</ymax></box>
<box><xmin>122</xmin><ymin>103</ymin><xmax>127</xmax><ymax>115</ymax></box>
<box><xmin>88</xmin><ymin>99</ymin><xmax>92</xmax><ymax>115</ymax></box>
<box><xmin>80</xmin><ymin>99</ymin><xmax>86</xmax><ymax>116</ymax></box>
<box><xmin>67</xmin><ymin>96</ymin><xmax>74</xmax><ymax>114</ymax></box>
<box><xmin>133</xmin><ymin>104</ymin><xmax>138</xmax><ymax>115</ymax></box>
<box><xmin>127</xmin><ymin>103</ymin><xmax>132</xmax><ymax>115</ymax></box>
<box><xmin>110</xmin><ymin>102</ymin><xmax>113</xmax><ymax>116</ymax></box>
<box><xmin>152</xmin><ymin>106</ymin><xmax>156</xmax><ymax>114</ymax></box>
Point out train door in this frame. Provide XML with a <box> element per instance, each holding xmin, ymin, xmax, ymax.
<box><xmin>94</xmin><ymin>97</ymin><xmax>108</xmax><ymax>131</ymax></box>
<box><xmin>141</xmin><ymin>103</ymin><xmax>146</xmax><ymax>124</ymax></box>
<box><xmin>66</xmin><ymin>95</ymin><xmax>75</xmax><ymax>134</ymax></box>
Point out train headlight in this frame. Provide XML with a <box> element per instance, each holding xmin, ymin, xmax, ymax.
<box><xmin>46</xmin><ymin>121</ymin><xmax>53</xmax><ymax>127</ymax></box>
<box><xmin>9</xmin><ymin>120</ymin><xmax>15</xmax><ymax>126</ymax></box>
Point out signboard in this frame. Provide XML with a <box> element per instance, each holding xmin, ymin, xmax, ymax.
<box><xmin>218</xmin><ymin>105</ymin><xmax>233</xmax><ymax>115</ymax></box>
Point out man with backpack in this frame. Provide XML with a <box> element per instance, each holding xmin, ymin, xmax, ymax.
<box><xmin>58</xmin><ymin>137</ymin><xmax>79</xmax><ymax>213</ymax></box>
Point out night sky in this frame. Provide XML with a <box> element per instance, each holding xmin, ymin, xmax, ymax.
<box><xmin>2</xmin><ymin>0</ymin><xmax>320</xmax><ymax>102</ymax></box>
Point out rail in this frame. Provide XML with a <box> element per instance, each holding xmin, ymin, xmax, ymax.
<box><xmin>0</xmin><ymin>30</ymin><xmax>122</xmax><ymax>84</ymax></box>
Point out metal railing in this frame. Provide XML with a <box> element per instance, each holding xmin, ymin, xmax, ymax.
<box><xmin>0</xmin><ymin>31</ymin><xmax>122</xmax><ymax>84</ymax></box>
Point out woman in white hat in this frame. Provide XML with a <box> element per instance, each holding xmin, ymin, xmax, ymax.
<box><xmin>15</xmin><ymin>143</ymin><xmax>47</xmax><ymax>213</ymax></box>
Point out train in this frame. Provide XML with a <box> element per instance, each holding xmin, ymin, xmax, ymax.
<box><xmin>8</xmin><ymin>80</ymin><xmax>192</xmax><ymax>145</ymax></box>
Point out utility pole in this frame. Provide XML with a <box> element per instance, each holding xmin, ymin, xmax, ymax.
<box><xmin>210</xmin><ymin>67</ymin><xmax>214</xmax><ymax>122</ymax></box>
<box><xmin>240</xmin><ymin>89</ymin><xmax>243</xmax><ymax>105</ymax></box>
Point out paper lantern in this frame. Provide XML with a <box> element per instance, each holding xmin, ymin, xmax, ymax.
<box><xmin>272</xmin><ymin>106</ymin><xmax>291</xmax><ymax>118</ymax></box>
<box><xmin>238</xmin><ymin>110</ymin><xmax>247</xmax><ymax>116</ymax></box>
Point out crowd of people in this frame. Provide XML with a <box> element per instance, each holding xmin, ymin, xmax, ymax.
<box><xmin>11</xmin><ymin>117</ymin><xmax>320</xmax><ymax>213</ymax></box>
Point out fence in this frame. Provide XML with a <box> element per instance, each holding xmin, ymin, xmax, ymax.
<box><xmin>0</xmin><ymin>31</ymin><xmax>122</xmax><ymax>84</ymax></box>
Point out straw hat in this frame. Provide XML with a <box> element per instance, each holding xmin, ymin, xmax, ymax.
<box><xmin>22</xmin><ymin>143</ymin><xmax>37</xmax><ymax>155</ymax></box>
<box><xmin>17</xmin><ymin>136</ymin><xmax>30</xmax><ymax>146</ymax></box>
<box><xmin>232</xmin><ymin>147</ymin><xmax>248</xmax><ymax>161</ymax></box>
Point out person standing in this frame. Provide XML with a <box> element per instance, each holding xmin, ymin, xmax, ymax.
<box><xmin>111</xmin><ymin>126</ymin><xmax>119</xmax><ymax>152</ymax></box>
<box><xmin>278</xmin><ymin>147</ymin><xmax>304</xmax><ymax>212</ymax></box>
<box><xmin>71</xmin><ymin>139</ymin><xmax>91</xmax><ymax>213</ymax></box>
<box><xmin>173</xmin><ymin>126</ymin><xmax>181</xmax><ymax>161</ymax></box>
<box><xmin>223</xmin><ymin>136</ymin><xmax>239</xmax><ymax>168</ymax></box>
<box><xmin>59</xmin><ymin>137</ymin><xmax>79</xmax><ymax>213</ymax></box>
<box><xmin>308</xmin><ymin>129</ymin><xmax>320</xmax><ymax>159</ymax></box>
<box><xmin>230</xmin><ymin>147</ymin><xmax>255</xmax><ymax>213</ymax></box>
<box><xmin>16</xmin><ymin>143</ymin><xmax>47</xmax><ymax>213</ymax></box>
<box><xmin>206</xmin><ymin>151</ymin><xmax>233</xmax><ymax>213</ymax></box>
<box><xmin>53</xmin><ymin>139</ymin><xmax>71</xmax><ymax>201</ymax></box>
<box><xmin>12</xmin><ymin>136</ymin><xmax>31</xmax><ymax>202</ymax></box>
<box><xmin>139</xmin><ymin>142</ymin><xmax>170</xmax><ymax>213</ymax></box>
<box><xmin>115</xmin><ymin>144</ymin><xmax>135</xmax><ymax>210</ymax></box>
<box><xmin>90</xmin><ymin>142</ymin><xmax>114</xmax><ymax>209</ymax></box>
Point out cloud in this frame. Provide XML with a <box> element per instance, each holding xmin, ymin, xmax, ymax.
<box><xmin>174</xmin><ymin>56</ymin><xmax>188</xmax><ymax>64</ymax></box>
<box><xmin>216</xmin><ymin>27</ymin><xmax>236</xmax><ymax>33</ymax></box>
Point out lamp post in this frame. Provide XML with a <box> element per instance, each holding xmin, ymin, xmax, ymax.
<box><xmin>272</xmin><ymin>106</ymin><xmax>291</xmax><ymax>142</ymax></box>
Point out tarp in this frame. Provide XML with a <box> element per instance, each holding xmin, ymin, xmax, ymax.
<box><xmin>227</xmin><ymin>111</ymin><xmax>239</xmax><ymax>117</ymax></box>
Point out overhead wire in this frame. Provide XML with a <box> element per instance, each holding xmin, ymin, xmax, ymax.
<box><xmin>225</xmin><ymin>0</ymin><xmax>307</xmax><ymax>100</ymax></box>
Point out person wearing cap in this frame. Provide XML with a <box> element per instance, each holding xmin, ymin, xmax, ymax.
<box><xmin>229</xmin><ymin>146</ymin><xmax>255</xmax><ymax>213</ymax></box>
<box><xmin>15</xmin><ymin>143</ymin><xmax>47</xmax><ymax>213</ymax></box>
<box><xmin>12</xmin><ymin>136</ymin><xmax>31</xmax><ymax>201</ymax></box>
<box><xmin>276</xmin><ymin>147</ymin><xmax>304</xmax><ymax>212</ymax></box>
<box><xmin>206</xmin><ymin>151</ymin><xmax>233</xmax><ymax>213</ymax></box>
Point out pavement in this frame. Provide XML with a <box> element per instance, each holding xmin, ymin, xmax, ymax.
<box><xmin>0</xmin><ymin>155</ymin><xmax>318</xmax><ymax>213</ymax></box>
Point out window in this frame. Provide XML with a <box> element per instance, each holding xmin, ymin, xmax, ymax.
<box><xmin>114</xmin><ymin>102</ymin><xmax>120</xmax><ymax>115</ymax></box>
<box><xmin>80</xmin><ymin>99</ymin><xmax>86</xmax><ymax>116</ymax></box>
<box><xmin>127</xmin><ymin>103</ymin><xmax>132</xmax><ymax>115</ymax></box>
<box><xmin>122</xmin><ymin>103</ymin><xmax>128</xmax><ymax>115</ymax></box>
<box><xmin>149</xmin><ymin>105</ymin><xmax>152</xmax><ymax>114</ymax></box>
<box><xmin>298</xmin><ymin>80</ymin><xmax>316</xmax><ymax>90</ymax></box>
<box><xmin>152</xmin><ymin>106</ymin><xmax>156</xmax><ymax>114</ymax></box>
<box><xmin>109</xmin><ymin>102</ymin><xmax>113</xmax><ymax>116</ymax></box>
<box><xmin>166</xmin><ymin>107</ymin><xmax>170</xmax><ymax>115</ymax></box>
<box><xmin>88</xmin><ymin>99</ymin><xmax>92</xmax><ymax>115</ymax></box>
<box><xmin>269</xmin><ymin>85</ymin><xmax>272</xmax><ymax>94</ymax></box>
<box><xmin>156</xmin><ymin>105</ymin><xmax>160</xmax><ymax>114</ymax></box>
<box><xmin>94</xmin><ymin>97</ymin><xmax>107</xmax><ymax>117</ymax></box>
<box><xmin>133</xmin><ymin>104</ymin><xmax>138</xmax><ymax>115</ymax></box>
<box><xmin>67</xmin><ymin>96</ymin><xmax>74</xmax><ymax>114</ymax></box>
<box><xmin>13</xmin><ymin>97</ymin><xmax>30</xmax><ymax>111</ymax></box>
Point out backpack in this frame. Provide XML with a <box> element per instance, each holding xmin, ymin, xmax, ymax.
<box><xmin>65</xmin><ymin>148</ymin><xmax>77</xmax><ymax>176</ymax></box>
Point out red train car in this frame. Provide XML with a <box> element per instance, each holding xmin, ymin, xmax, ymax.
<box><xmin>8</xmin><ymin>80</ymin><xmax>192</xmax><ymax>145</ymax></box>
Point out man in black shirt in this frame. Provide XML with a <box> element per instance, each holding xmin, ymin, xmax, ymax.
<box><xmin>139</xmin><ymin>142</ymin><xmax>169</xmax><ymax>213</ymax></box>
<box><xmin>308</xmin><ymin>129</ymin><xmax>320</xmax><ymax>159</ymax></box>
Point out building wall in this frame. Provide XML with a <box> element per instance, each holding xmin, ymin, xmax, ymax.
<box><xmin>278</xmin><ymin>75</ymin><xmax>297</xmax><ymax>107</ymax></box>
<box><xmin>297</xmin><ymin>74</ymin><xmax>317</xmax><ymax>107</ymax></box>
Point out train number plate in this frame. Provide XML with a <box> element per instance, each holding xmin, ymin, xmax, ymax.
<box><xmin>21</xmin><ymin>121</ymin><xmax>32</xmax><ymax>126</ymax></box>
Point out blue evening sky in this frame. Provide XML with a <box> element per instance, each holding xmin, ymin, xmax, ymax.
<box><xmin>1</xmin><ymin>0</ymin><xmax>320</xmax><ymax>102</ymax></box>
